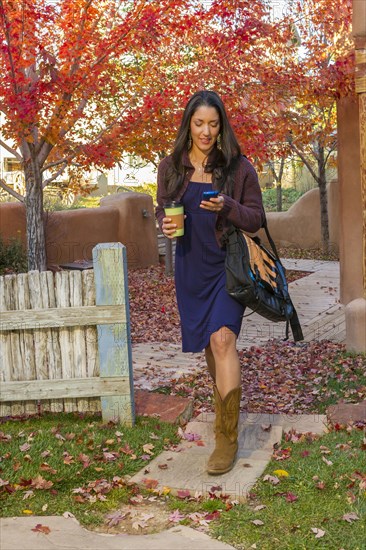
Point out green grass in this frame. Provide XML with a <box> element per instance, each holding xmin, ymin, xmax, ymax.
<box><xmin>0</xmin><ymin>413</ymin><xmax>179</xmax><ymax>528</ymax></box>
<box><xmin>310</xmin><ymin>352</ymin><xmax>366</xmax><ymax>413</ymax></box>
<box><xmin>210</xmin><ymin>427</ymin><xmax>366</xmax><ymax>549</ymax></box>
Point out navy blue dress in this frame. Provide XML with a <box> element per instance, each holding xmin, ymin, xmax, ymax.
<box><xmin>175</xmin><ymin>181</ymin><xmax>245</xmax><ymax>352</ymax></box>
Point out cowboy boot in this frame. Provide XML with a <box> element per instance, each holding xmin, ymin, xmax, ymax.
<box><xmin>207</xmin><ymin>385</ymin><xmax>241</xmax><ymax>475</ymax></box>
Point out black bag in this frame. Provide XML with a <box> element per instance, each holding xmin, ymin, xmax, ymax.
<box><xmin>222</xmin><ymin>222</ymin><xmax>303</xmax><ymax>342</ymax></box>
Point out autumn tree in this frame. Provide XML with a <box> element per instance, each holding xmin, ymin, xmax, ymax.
<box><xmin>0</xmin><ymin>0</ymin><xmax>196</xmax><ymax>270</ymax></box>
<box><xmin>278</xmin><ymin>0</ymin><xmax>354</xmax><ymax>250</ymax></box>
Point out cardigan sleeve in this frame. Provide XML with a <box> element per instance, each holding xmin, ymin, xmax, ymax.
<box><xmin>155</xmin><ymin>157</ymin><xmax>170</xmax><ymax>232</ymax></box>
<box><xmin>218</xmin><ymin>157</ymin><xmax>264</xmax><ymax>233</ymax></box>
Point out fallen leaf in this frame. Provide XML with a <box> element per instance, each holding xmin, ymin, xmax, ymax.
<box><xmin>251</xmin><ymin>519</ymin><xmax>264</xmax><ymax>526</ymax></box>
<box><xmin>285</xmin><ymin>492</ymin><xmax>298</xmax><ymax>502</ymax></box>
<box><xmin>169</xmin><ymin>509</ymin><xmax>185</xmax><ymax>523</ymax></box>
<box><xmin>254</xmin><ymin>505</ymin><xmax>266</xmax><ymax>511</ymax></box>
<box><xmin>261</xmin><ymin>424</ymin><xmax>272</xmax><ymax>431</ymax></box>
<box><xmin>40</xmin><ymin>450</ymin><xmax>51</xmax><ymax>458</ymax></box>
<box><xmin>105</xmin><ymin>510</ymin><xmax>129</xmax><ymax>526</ymax></box>
<box><xmin>322</xmin><ymin>457</ymin><xmax>333</xmax><ymax>466</ymax></box>
<box><xmin>31</xmin><ymin>524</ymin><xmax>50</xmax><ymax>534</ymax></box>
<box><xmin>342</xmin><ymin>512</ymin><xmax>359</xmax><ymax>523</ymax></box>
<box><xmin>273</xmin><ymin>469</ymin><xmax>289</xmax><ymax>477</ymax></box>
<box><xmin>31</xmin><ymin>475</ymin><xmax>53</xmax><ymax>490</ymax></box>
<box><xmin>142</xmin><ymin>478</ymin><xmax>159</xmax><ymax>489</ymax></box>
<box><xmin>177</xmin><ymin>489</ymin><xmax>191</xmax><ymax>499</ymax></box>
<box><xmin>22</xmin><ymin>510</ymin><xmax>33</xmax><ymax>515</ymax></box>
<box><xmin>40</xmin><ymin>463</ymin><xmax>57</xmax><ymax>474</ymax></box>
<box><xmin>311</xmin><ymin>527</ymin><xmax>325</xmax><ymax>538</ymax></box>
<box><xmin>263</xmin><ymin>475</ymin><xmax>280</xmax><ymax>485</ymax></box>
<box><xmin>20</xmin><ymin>443</ymin><xmax>31</xmax><ymax>452</ymax></box>
<box><xmin>42</xmin><ymin>504</ymin><xmax>48</xmax><ymax>512</ymax></box>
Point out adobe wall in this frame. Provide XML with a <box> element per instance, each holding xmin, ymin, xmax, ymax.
<box><xmin>0</xmin><ymin>202</ymin><xmax>27</xmax><ymax>247</ymax></box>
<box><xmin>100</xmin><ymin>192</ymin><xmax>159</xmax><ymax>268</ymax></box>
<box><xmin>337</xmin><ymin>97</ymin><xmax>363</xmax><ymax>304</ymax></box>
<box><xmin>258</xmin><ymin>180</ymin><xmax>339</xmax><ymax>251</ymax></box>
<box><xmin>45</xmin><ymin>207</ymin><xmax>120</xmax><ymax>265</ymax></box>
<box><xmin>0</xmin><ymin>193</ymin><xmax>159</xmax><ymax>269</ymax></box>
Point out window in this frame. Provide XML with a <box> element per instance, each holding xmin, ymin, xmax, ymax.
<box><xmin>4</xmin><ymin>158</ymin><xmax>22</xmax><ymax>172</ymax></box>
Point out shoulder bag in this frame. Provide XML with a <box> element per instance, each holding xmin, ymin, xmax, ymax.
<box><xmin>221</xmin><ymin>221</ymin><xmax>304</xmax><ymax>342</ymax></box>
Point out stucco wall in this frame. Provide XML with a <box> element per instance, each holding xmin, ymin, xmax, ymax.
<box><xmin>100</xmin><ymin>192</ymin><xmax>159</xmax><ymax>268</ymax></box>
<box><xmin>0</xmin><ymin>193</ymin><xmax>159</xmax><ymax>269</ymax></box>
<box><xmin>258</xmin><ymin>180</ymin><xmax>339</xmax><ymax>251</ymax></box>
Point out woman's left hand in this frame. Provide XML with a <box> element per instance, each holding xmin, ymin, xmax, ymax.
<box><xmin>200</xmin><ymin>195</ymin><xmax>224</xmax><ymax>212</ymax></box>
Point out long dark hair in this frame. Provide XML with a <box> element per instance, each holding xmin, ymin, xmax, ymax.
<box><xmin>164</xmin><ymin>90</ymin><xmax>241</xmax><ymax>199</ymax></box>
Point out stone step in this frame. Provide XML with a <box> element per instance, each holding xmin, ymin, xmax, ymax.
<box><xmin>135</xmin><ymin>389</ymin><xmax>193</xmax><ymax>424</ymax></box>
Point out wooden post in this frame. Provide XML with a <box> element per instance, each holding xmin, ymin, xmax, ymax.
<box><xmin>353</xmin><ymin>0</ymin><xmax>366</xmax><ymax>296</ymax></box>
<box><xmin>92</xmin><ymin>243</ymin><xmax>135</xmax><ymax>425</ymax></box>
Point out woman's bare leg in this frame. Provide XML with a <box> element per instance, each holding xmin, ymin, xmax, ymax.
<box><xmin>205</xmin><ymin>344</ymin><xmax>216</xmax><ymax>381</ymax></box>
<box><xmin>209</xmin><ymin>326</ymin><xmax>241</xmax><ymax>398</ymax></box>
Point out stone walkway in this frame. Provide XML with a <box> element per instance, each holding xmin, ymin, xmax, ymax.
<box><xmin>130</xmin><ymin>412</ymin><xmax>327</xmax><ymax>502</ymax></box>
<box><xmin>132</xmin><ymin>259</ymin><xmax>344</xmax><ymax>391</ymax></box>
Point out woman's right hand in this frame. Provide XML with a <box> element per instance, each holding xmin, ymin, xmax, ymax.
<box><xmin>162</xmin><ymin>216</ymin><xmax>177</xmax><ymax>239</ymax></box>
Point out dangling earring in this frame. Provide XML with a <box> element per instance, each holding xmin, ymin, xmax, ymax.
<box><xmin>217</xmin><ymin>134</ymin><xmax>222</xmax><ymax>149</ymax></box>
<box><xmin>188</xmin><ymin>132</ymin><xmax>192</xmax><ymax>150</ymax></box>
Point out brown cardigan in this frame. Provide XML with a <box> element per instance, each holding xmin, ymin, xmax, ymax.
<box><xmin>155</xmin><ymin>149</ymin><xmax>265</xmax><ymax>245</ymax></box>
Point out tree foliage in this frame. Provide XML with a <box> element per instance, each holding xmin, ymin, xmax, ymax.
<box><xmin>0</xmin><ymin>0</ymin><xmax>355</xmax><ymax>267</ymax></box>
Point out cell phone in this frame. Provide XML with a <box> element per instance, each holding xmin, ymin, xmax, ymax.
<box><xmin>202</xmin><ymin>190</ymin><xmax>219</xmax><ymax>200</ymax></box>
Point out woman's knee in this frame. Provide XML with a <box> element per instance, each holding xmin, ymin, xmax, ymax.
<box><xmin>210</xmin><ymin>327</ymin><xmax>236</xmax><ymax>356</ymax></box>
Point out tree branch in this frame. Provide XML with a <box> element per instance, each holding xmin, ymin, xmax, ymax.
<box><xmin>0</xmin><ymin>139</ymin><xmax>23</xmax><ymax>161</ymax></box>
<box><xmin>41</xmin><ymin>158</ymin><xmax>68</xmax><ymax>173</ymax></box>
<box><xmin>42</xmin><ymin>162</ymin><xmax>68</xmax><ymax>188</ymax></box>
<box><xmin>288</xmin><ymin>141</ymin><xmax>319</xmax><ymax>184</ymax></box>
<box><xmin>324</xmin><ymin>141</ymin><xmax>337</xmax><ymax>165</ymax></box>
<box><xmin>0</xmin><ymin>178</ymin><xmax>25</xmax><ymax>202</ymax></box>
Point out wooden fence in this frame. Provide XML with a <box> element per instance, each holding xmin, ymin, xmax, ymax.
<box><xmin>0</xmin><ymin>243</ymin><xmax>135</xmax><ymax>425</ymax></box>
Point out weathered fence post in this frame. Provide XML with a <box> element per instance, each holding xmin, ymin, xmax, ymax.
<box><xmin>92</xmin><ymin>243</ymin><xmax>135</xmax><ymax>425</ymax></box>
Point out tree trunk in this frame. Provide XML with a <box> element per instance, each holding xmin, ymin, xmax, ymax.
<box><xmin>269</xmin><ymin>158</ymin><xmax>285</xmax><ymax>212</ymax></box>
<box><xmin>24</xmin><ymin>151</ymin><xmax>47</xmax><ymax>271</ymax></box>
<box><xmin>317</xmin><ymin>146</ymin><xmax>330</xmax><ymax>252</ymax></box>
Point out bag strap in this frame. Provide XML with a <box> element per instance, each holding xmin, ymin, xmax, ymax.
<box><xmin>261</xmin><ymin>216</ymin><xmax>282</xmax><ymax>264</ymax></box>
<box><xmin>288</xmin><ymin>308</ymin><xmax>304</xmax><ymax>342</ymax></box>
<box><xmin>262</xmin><ymin>214</ymin><xmax>304</xmax><ymax>342</ymax></box>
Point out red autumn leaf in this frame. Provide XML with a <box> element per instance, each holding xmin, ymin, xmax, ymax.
<box><xmin>177</xmin><ymin>489</ymin><xmax>191</xmax><ymax>499</ymax></box>
<box><xmin>31</xmin><ymin>524</ymin><xmax>51</xmax><ymax>535</ymax></box>
<box><xmin>285</xmin><ymin>492</ymin><xmax>298</xmax><ymax>502</ymax></box>
<box><xmin>142</xmin><ymin>478</ymin><xmax>159</xmax><ymax>489</ymax></box>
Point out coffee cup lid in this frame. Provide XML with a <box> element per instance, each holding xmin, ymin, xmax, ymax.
<box><xmin>164</xmin><ymin>201</ymin><xmax>182</xmax><ymax>207</ymax></box>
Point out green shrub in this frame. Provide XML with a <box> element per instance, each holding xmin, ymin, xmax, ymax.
<box><xmin>0</xmin><ymin>234</ymin><xmax>27</xmax><ymax>275</ymax></box>
<box><xmin>262</xmin><ymin>187</ymin><xmax>305</xmax><ymax>212</ymax></box>
<box><xmin>117</xmin><ymin>182</ymin><xmax>157</xmax><ymax>202</ymax></box>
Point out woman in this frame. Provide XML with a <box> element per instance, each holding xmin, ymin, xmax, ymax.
<box><xmin>155</xmin><ymin>90</ymin><xmax>264</xmax><ymax>475</ymax></box>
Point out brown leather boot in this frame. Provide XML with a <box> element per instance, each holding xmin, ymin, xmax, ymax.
<box><xmin>207</xmin><ymin>385</ymin><xmax>241</xmax><ymax>475</ymax></box>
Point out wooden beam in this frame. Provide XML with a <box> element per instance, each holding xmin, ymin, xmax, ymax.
<box><xmin>0</xmin><ymin>376</ymin><xmax>129</xmax><ymax>402</ymax></box>
<box><xmin>0</xmin><ymin>305</ymin><xmax>125</xmax><ymax>331</ymax></box>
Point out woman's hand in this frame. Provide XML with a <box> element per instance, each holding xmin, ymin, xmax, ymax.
<box><xmin>200</xmin><ymin>195</ymin><xmax>224</xmax><ymax>212</ymax></box>
<box><xmin>162</xmin><ymin>216</ymin><xmax>186</xmax><ymax>238</ymax></box>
